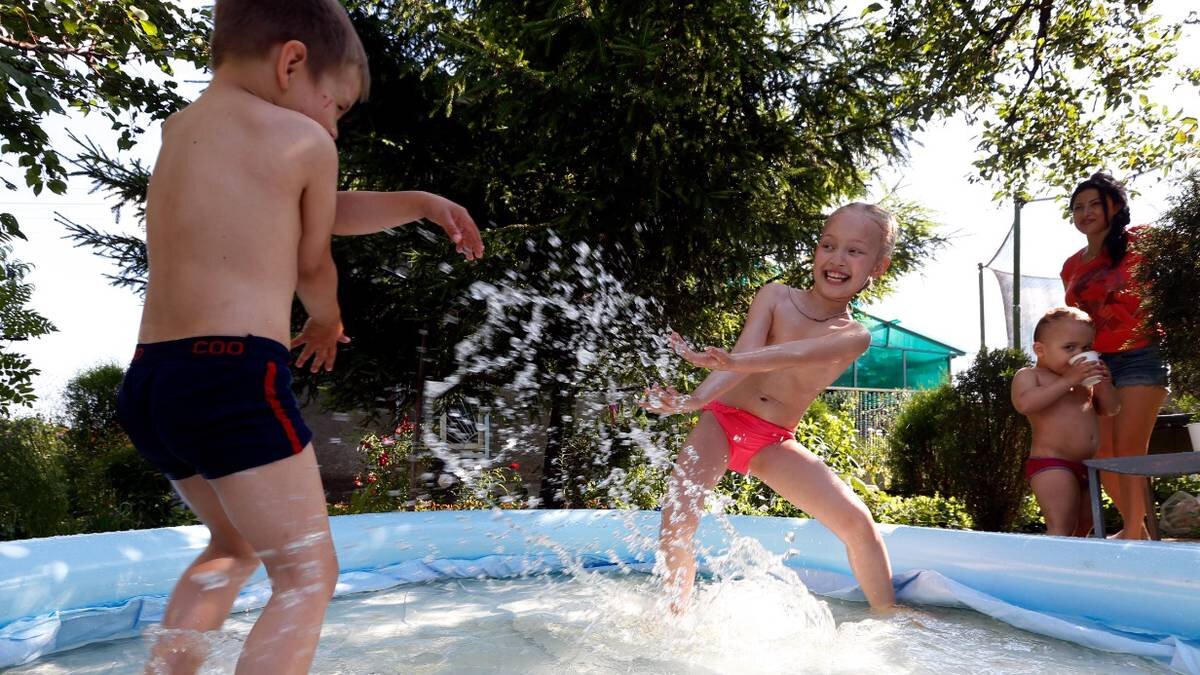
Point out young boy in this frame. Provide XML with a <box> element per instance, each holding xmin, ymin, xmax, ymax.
<box><xmin>115</xmin><ymin>1</ymin><xmax>483</xmax><ymax>673</ymax></box>
<box><xmin>643</xmin><ymin>203</ymin><xmax>898</xmax><ymax>613</ymax></box>
<box><xmin>1011</xmin><ymin>307</ymin><xmax>1119</xmax><ymax>537</ymax></box>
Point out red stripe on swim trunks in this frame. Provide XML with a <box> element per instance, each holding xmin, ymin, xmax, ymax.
<box><xmin>264</xmin><ymin>361</ymin><xmax>303</xmax><ymax>454</ymax></box>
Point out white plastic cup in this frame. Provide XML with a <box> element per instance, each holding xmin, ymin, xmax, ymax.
<box><xmin>1188</xmin><ymin>422</ymin><xmax>1200</xmax><ymax>452</ymax></box>
<box><xmin>1069</xmin><ymin>350</ymin><xmax>1102</xmax><ymax>387</ymax></box>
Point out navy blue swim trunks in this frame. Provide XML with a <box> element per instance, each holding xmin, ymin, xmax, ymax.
<box><xmin>116</xmin><ymin>335</ymin><xmax>313</xmax><ymax>481</ymax></box>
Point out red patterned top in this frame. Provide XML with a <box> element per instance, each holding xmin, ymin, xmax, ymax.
<box><xmin>1060</xmin><ymin>225</ymin><xmax>1153</xmax><ymax>354</ymax></box>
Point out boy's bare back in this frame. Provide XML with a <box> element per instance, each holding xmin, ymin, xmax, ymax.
<box><xmin>1014</xmin><ymin>366</ymin><xmax>1100</xmax><ymax>461</ymax></box>
<box><xmin>141</xmin><ymin>84</ymin><xmax>336</xmax><ymax>347</ymax></box>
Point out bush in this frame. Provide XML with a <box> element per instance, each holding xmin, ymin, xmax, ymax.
<box><xmin>332</xmin><ymin>428</ymin><xmax>528</xmax><ymax>515</ymax></box>
<box><xmin>1166</xmin><ymin>392</ymin><xmax>1200</xmax><ymax>418</ymax></box>
<box><xmin>0</xmin><ymin>417</ymin><xmax>72</xmax><ymax>539</ymax></box>
<box><xmin>948</xmin><ymin>349</ymin><xmax>1033</xmax><ymax>530</ymax></box>
<box><xmin>583</xmin><ymin>461</ymin><xmax>670</xmax><ymax>510</ymax></box>
<box><xmin>795</xmin><ymin>397</ymin><xmax>867</xmax><ymax>479</ymax></box>
<box><xmin>58</xmin><ymin>364</ymin><xmax>185</xmax><ymax>532</ymax></box>
<box><xmin>857</xmin><ymin>488</ymin><xmax>974</xmax><ymax>530</ymax></box>
<box><xmin>887</xmin><ymin>349</ymin><xmax>1032</xmax><ymax>531</ymax></box>
<box><xmin>888</xmin><ymin>384</ymin><xmax>956</xmax><ymax>495</ymax></box>
<box><xmin>60</xmin><ymin>363</ymin><xmax>124</xmax><ymax>447</ymax></box>
<box><xmin>451</xmin><ymin>464</ymin><xmax>528</xmax><ymax>508</ymax></box>
<box><xmin>1135</xmin><ymin>171</ymin><xmax>1200</xmax><ymax>396</ymax></box>
<box><xmin>337</xmin><ymin>432</ymin><xmax>417</xmax><ymax>514</ymax></box>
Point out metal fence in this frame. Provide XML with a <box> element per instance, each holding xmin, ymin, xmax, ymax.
<box><xmin>819</xmin><ymin>387</ymin><xmax>913</xmax><ymax>442</ymax></box>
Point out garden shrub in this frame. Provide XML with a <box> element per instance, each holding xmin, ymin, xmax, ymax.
<box><xmin>795</xmin><ymin>397</ymin><xmax>865</xmax><ymax>480</ymax></box>
<box><xmin>583</xmin><ymin>461</ymin><xmax>670</xmax><ymax>510</ymax></box>
<box><xmin>888</xmin><ymin>384</ymin><xmax>956</xmax><ymax>495</ymax></box>
<box><xmin>58</xmin><ymin>364</ymin><xmax>185</xmax><ymax>532</ymax></box>
<box><xmin>1135</xmin><ymin>171</ymin><xmax>1200</xmax><ymax>396</ymax></box>
<box><xmin>0</xmin><ymin>416</ymin><xmax>72</xmax><ymax>539</ymax></box>
<box><xmin>339</xmin><ymin>432</ymin><xmax>417</xmax><ymax>514</ymax></box>
<box><xmin>451</xmin><ymin>464</ymin><xmax>527</xmax><ymax>508</ymax></box>
<box><xmin>333</xmin><ymin>427</ymin><xmax>528</xmax><ymax>515</ymax></box>
<box><xmin>857</xmin><ymin>488</ymin><xmax>973</xmax><ymax>530</ymax></box>
<box><xmin>947</xmin><ymin>349</ymin><xmax>1032</xmax><ymax>531</ymax></box>
<box><xmin>887</xmin><ymin>349</ymin><xmax>1032</xmax><ymax>532</ymax></box>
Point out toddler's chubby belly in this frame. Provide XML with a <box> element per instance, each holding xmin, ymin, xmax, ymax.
<box><xmin>1028</xmin><ymin>441</ymin><xmax>1098</xmax><ymax>464</ymax></box>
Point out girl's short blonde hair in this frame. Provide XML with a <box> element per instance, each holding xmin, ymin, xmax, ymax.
<box><xmin>827</xmin><ymin>202</ymin><xmax>898</xmax><ymax>261</ymax></box>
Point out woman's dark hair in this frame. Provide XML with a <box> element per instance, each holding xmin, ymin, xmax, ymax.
<box><xmin>1070</xmin><ymin>171</ymin><xmax>1130</xmax><ymax>266</ymax></box>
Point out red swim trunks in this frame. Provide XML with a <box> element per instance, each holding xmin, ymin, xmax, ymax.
<box><xmin>702</xmin><ymin>401</ymin><xmax>795</xmax><ymax>475</ymax></box>
<box><xmin>1025</xmin><ymin>457</ymin><xmax>1088</xmax><ymax>487</ymax></box>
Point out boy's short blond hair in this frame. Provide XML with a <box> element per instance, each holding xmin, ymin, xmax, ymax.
<box><xmin>211</xmin><ymin>0</ymin><xmax>371</xmax><ymax>100</ymax></box>
<box><xmin>828</xmin><ymin>202</ymin><xmax>898</xmax><ymax>261</ymax></box>
<box><xmin>1033</xmin><ymin>306</ymin><xmax>1093</xmax><ymax>342</ymax></box>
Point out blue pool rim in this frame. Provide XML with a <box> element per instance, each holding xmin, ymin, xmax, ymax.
<box><xmin>1</xmin><ymin>510</ymin><xmax>1198</xmax><ymax>671</ymax></box>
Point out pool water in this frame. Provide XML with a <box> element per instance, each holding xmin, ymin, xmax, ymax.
<box><xmin>10</xmin><ymin>570</ymin><xmax>1168</xmax><ymax>674</ymax></box>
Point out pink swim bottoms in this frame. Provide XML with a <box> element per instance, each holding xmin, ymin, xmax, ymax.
<box><xmin>702</xmin><ymin>401</ymin><xmax>795</xmax><ymax>474</ymax></box>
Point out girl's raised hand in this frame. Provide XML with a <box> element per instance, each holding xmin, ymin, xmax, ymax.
<box><xmin>685</xmin><ymin>345</ymin><xmax>735</xmax><ymax>371</ymax></box>
<box><xmin>640</xmin><ymin>385</ymin><xmax>696</xmax><ymax>415</ymax></box>
<box><xmin>669</xmin><ymin>331</ymin><xmax>735</xmax><ymax>371</ymax></box>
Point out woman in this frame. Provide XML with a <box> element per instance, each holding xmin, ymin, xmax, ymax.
<box><xmin>1061</xmin><ymin>172</ymin><xmax>1169</xmax><ymax>539</ymax></box>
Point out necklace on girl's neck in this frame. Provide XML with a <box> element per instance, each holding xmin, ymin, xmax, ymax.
<box><xmin>788</xmin><ymin>288</ymin><xmax>849</xmax><ymax>323</ymax></box>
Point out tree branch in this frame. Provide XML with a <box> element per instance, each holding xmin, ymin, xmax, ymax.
<box><xmin>0</xmin><ymin>34</ymin><xmax>112</xmax><ymax>59</ymax></box>
<box><xmin>1004</xmin><ymin>0</ymin><xmax>1053</xmax><ymax>127</ymax></box>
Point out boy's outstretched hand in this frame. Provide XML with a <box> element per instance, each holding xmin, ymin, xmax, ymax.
<box><xmin>670</xmin><ymin>331</ymin><xmax>735</xmax><ymax>371</ymax></box>
<box><xmin>292</xmin><ymin>317</ymin><xmax>351</xmax><ymax>373</ymax></box>
<box><xmin>423</xmin><ymin>194</ymin><xmax>484</xmax><ymax>261</ymax></box>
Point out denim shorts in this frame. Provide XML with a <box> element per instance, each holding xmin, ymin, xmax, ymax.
<box><xmin>1100</xmin><ymin>343</ymin><xmax>1170</xmax><ymax>388</ymax></box>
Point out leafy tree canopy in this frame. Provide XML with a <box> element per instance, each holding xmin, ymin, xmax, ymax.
<box><xmin>58</xmin><ymin>2</ymin><xmax>1198</xmax><ymax>417</ymax></box>
<box><xmin>0</xmin><ymin>1</ymin><xmax>205</xmax><ymax>409</ymax></box>
<box><xmin>1</xmin><ymin>0</ymin><xmax>206</xmax><ymax>229</ymax></box>
<box><xmin>0</xmin><ymin>222</ymin><xmax>54</xmax><ymax>412</ymax></box>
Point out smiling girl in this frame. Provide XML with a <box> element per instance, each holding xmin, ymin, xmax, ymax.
<box><xmin>644</xmin><ymin>202</ymin><xmax>897</xmax><ymax>612</ymax></box>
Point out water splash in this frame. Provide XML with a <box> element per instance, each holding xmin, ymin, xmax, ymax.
<box><xmin>423</xmin><ymin>234</ymin><xmax>685</xmax><ymax>500</ymax></box>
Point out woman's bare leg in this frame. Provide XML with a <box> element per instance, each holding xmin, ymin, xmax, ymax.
<box><xmin>1110</xmin><ymin>385</ymin><xmax>1169</xmax><ymax>540</ymax></box>
<box><xmin>750</xmin><ymin>441</ymin><xmax>895</xmax><ymax>610</ymax></box>
<box><xmin>1094</xmin><ymin>414</ymin><xmax>1120</xmax><ymax>513</ymax></box>
<box><xmin>658</xmin><ymin>413</ymin><xmax>729</xmax><ymax>612</ymax></box>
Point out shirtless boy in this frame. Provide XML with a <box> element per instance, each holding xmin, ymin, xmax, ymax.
<box><xmin>643</xmin><ymin>203</ymin><xmax>898</xmax><ymax>612</ymax></box>
<box><xmin>115</xmin><ymin>1</ymin><xmax>482</xmax><ymax>672</ymax></box>
<box><xmin>1012</xmin><ymin>307</ymin><xmax>1119</xmax><ymax>537</ymax></box>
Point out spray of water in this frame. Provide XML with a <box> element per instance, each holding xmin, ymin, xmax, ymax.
<box><xmin>422</xmin><ymin>233</ymin><xmax>684</xmax><ymax>499</ymax></box>
<box><xmin>413</xmin><ymin>233</ymin><xmax>841</xmax><ymax>619</ymax></box>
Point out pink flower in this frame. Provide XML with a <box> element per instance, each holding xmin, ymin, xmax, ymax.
<box><xmin>509</xmin><ymin>462</ymin><xmax>520</xmax><ymax>470</ymax></box>
<box><xmin>354</xmin><ymin>479</ymin><xmax>363</xmax><ymax>488</ymax></box>
<box><xmin>381</xmin><ymin>436</ymin><xmax>396</xmax><ymax>446</ymax></box>
<box><xmin>367</xmin><ymin>473</ymin><xmax>378</xmax><ymax>484</ymax></box>
<box><xmin>379</xmin><ymin>452</ymin><xmax>390</xmax><ymax>467</ymax></box>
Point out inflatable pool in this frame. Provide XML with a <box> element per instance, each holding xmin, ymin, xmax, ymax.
<box><xmin>2</xmin><ymin>510</ymin><xmax>1198</xmax><ymax>672</ymax></box>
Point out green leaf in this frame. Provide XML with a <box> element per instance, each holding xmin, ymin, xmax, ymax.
<box><xmin>0</xmin><ymin>213</ymin><xmax>25</xmax><ymax>241</ymax></box>
<box><xmin>139</xmin><ymin>19</ymin><xmax>158</xmax><ymax>37</ymax></box>
<box><xmin>862</xmin><ymin>2</ymin><xmax>884</xmax><ymax>16</ymax></box>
